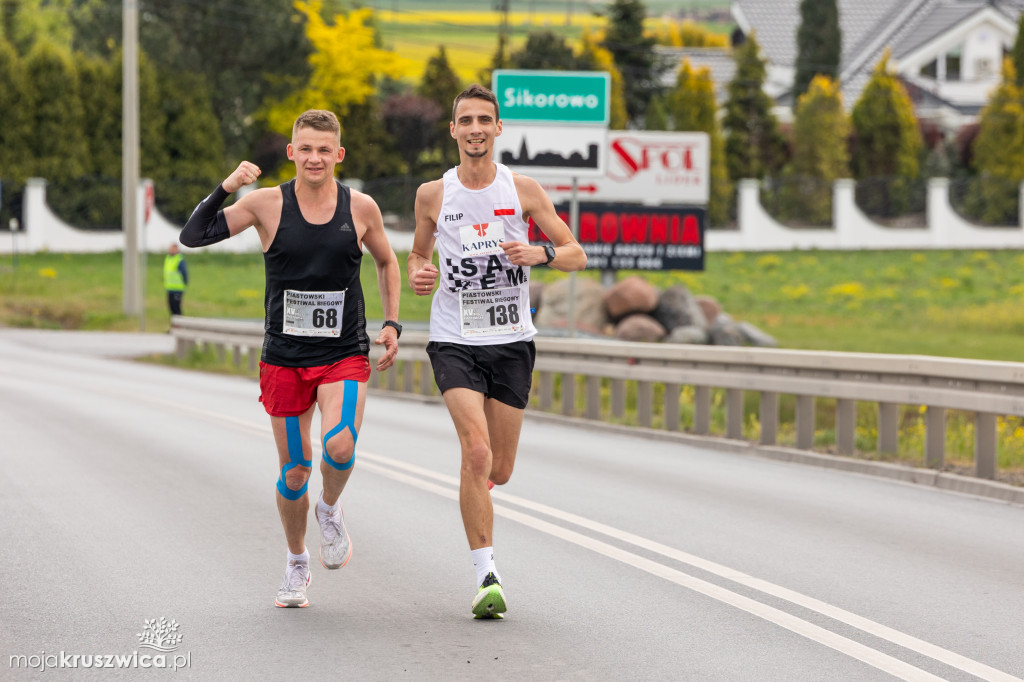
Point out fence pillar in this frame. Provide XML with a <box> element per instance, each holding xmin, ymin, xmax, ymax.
<box><xmin>974</xmin><ymin>412</ymin><xmax>997</xmax><ymax>479</ymax></box>
<box><xmin>611</xmin><ymin>379</ymin><xmax>626</xmax><ymax>419</ymax></box>
<box><xmin>561</xmin><ymin>374</ymin><xmax>575</xmax><ymax>416</ymax></box>
<box><xmin>878</xmin><ymin>402</ymin><xmax>899</xmax><ymax>454</ymax></box>
<box><xmin>585</xmin><ymin>375</ymin><xmax>602</xmax><ymax>420</ymax></box>
<box><xmin>420</xmin><ymin>362</ymin><xmax>434</xmax><ymax>396</ymax></box>
<box><xmin>795</xmin><ymin>395</ymin><xmax>815</xmax><ymax>449</ymax></box>
<box><xmin>759</xmin><ymin>391</ymin><xmax>778</xmax><ymax>445</ymax></box>
<box><xmin>694</xmin><ymin>386</ymin><xmax>711</xmax><ymax>435</ymax></box>
<box><xmin>925</xmin><ymin>407</ymin><xmax>945</xmax><ymax>469</ymax></box>
<box><xmin>637</xmin><ymin>381</ymin><xmax>653</xmax><ymax>428</ymax></box>
<box><xmin>836</xmin><ymin>399</ymin><xmax>856</xmax><ymax>455</ymax></box>
<box><xmin>399</xmin><ymin>360</ymin><xmax>411</xmax><ymax>393</ymax></box>
<box><xmin>664</xmin><ymin>383</ymin><xmax>681</xmax><ymax>432</ymax></box>
<box><xmin>726</xmin><ymin>388</ymin><xmax>743</xmax><ymax>439</ymax></box>
<box><xmin>539</xmin><ymin>372</ymin><xmax>554</xmax><ymax>411</ymax></box>
<box><xmin>175</xmin><ymin>337</ymin><xmax>190</xmax><ymax>360</ymax></box>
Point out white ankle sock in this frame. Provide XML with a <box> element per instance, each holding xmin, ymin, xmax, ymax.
<box><xmin>288</xmin><ymin>549</ymin><xmax>309</xmax><ymax>564</ymax></box>
<box><xmin>471</xmin><ymin>546</ymin><xmax>498</xmax><ymax>587</ymax></box>
<box><xmin>317</xmin><ymin>494</ymin><xmax>337</xmax><ymax>515</ymax></box>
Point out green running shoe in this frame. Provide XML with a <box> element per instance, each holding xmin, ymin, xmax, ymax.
<box><xmin>471</xmin><ymin>572</ymin><xmax>507</xmax><ymax>619</ymax></box>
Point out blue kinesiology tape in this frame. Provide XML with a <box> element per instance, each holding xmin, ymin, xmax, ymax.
<box><xmin>322</xmin><ymin>380</ymin><xmax>358</xmax><ymax>471</ymax></box>
<box><xmin>276</xmin><ymin>415</ymin><xmax>311</xmax><ymax>500</ymax></box>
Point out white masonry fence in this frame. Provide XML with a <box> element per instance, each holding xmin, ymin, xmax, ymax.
<box><xmin>4</xmin><ymin>176</ymin><xmax>1024</xmax><ymax>254</ymax></box>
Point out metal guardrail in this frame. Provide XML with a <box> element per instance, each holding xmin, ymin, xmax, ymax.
<box><xmin>170</xmin><ymin>315</ymin><xmax>1024</xmax><ymax>486</ymax></box>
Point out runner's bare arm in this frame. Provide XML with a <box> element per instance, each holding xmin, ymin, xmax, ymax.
<box><xmin>354</xmin><ymin>191</ymin><xmax>400</xmax><ymax>371</ymax></box>
<box><xmin>408</xmin><ymin>180</ymin><xmax>442</xmax><ymax>295</ymax></box>
<box><xmin>502</xmin><ymin>174</ymin><xmax>587</xmax><ymax>272</ymax></box>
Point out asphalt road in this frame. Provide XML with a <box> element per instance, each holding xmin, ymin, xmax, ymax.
<box><xmin>0</xmin><ymin>329</ymin><xmax>1022</xmax><ymax>681</ymax></box>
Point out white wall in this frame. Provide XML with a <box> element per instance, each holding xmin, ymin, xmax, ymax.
<box><xmin>1</xmin><ymin>176</ymin><xmax>1022</xmax><ymax>255</ymax></box>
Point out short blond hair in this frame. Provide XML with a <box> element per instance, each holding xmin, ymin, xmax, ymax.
<box><xmin>292</xmin><ymin>109</ymin><xmax>341</xmax><ymax>139</ymax></box>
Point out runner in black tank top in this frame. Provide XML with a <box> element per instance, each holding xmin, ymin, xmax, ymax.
<box><xmin>179</xmin><ymin>109</ymin><xmax>401</xmax><ymax>609</ymax></box>
<box><xmin>263</xmin><ymin>179</ymin><xmax>369</xmax><ymax>367</ymax></box>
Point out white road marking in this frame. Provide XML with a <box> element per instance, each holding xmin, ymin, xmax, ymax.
<box><xmin>37</xmin><ymin>375</ymin><xmax>1019</xmax><ymax>682</ymax></box>
<box><xmin>359</xmin><ymin>451</ymin><xmax>1023</xmax><ymax>682</ymax></box>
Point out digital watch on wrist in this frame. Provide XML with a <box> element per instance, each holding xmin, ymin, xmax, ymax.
<box><xmin>543</xmin><ymin>244</ymin><xmax>556</xmax><ymax>265</ymax></box>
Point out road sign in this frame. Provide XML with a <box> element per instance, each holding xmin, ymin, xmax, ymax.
<box><xmin>538</xmin><ymin>131</ymin><xmax>710</xmax><ymax>205</ymax></box>
<box><xmin>495</xmin><ymin>125</ymin><xmax>607</xmax><ymax>176</ymax></box>
<box><xmin>493</xmin><ymin>70</ymin><xmax>610</xmax><ymax>125</ymax></box>
<box><xmin>144</xmin><ymin>182</ymin><xmax>155</xmax><ymax>224</ymax></box>
<box><xmin>529</xmin><ymin>203</ymin><xmax>706</xmax><ymax>271</ymax></box>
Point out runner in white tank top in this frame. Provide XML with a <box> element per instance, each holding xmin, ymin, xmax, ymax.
<box><xmin>407</xmin><ymin>84</ymin><xmax>588</xmax><ymax>619</ymax></box>
<box><xmin>429</xmin><ymin>163</ymin><xmax>537</xmax><ymax>344</ymax></box>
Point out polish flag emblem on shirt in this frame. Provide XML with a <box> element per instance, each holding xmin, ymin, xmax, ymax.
<box><xmin>494</xmin><ymin>204</ymin><xmax>515</xmax><ymax>216</ymax></box>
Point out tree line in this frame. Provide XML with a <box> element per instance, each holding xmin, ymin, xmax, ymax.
<box><xmin>1</xmin><ymin>0</ymin><xmax>1022</xmax><ymax>231</ymax></box>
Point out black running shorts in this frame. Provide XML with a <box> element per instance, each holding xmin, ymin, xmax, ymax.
<box><xmin>426</xmin><ymin>340</ymin><xmax>536</xmax><ymax>409</ymax></box>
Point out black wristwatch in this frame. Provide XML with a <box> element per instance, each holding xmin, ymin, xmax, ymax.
<box><xmin>382</xmin><ymin>320</ymin><xmax>402</xmax><ymax>338</ymax></box>
<box><xmin>543</xmin><ymin>244</ymin><xmax>556</xmax><ymax>265</ymax></box>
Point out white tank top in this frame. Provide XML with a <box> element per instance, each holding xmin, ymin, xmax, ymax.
<box><xmin>428</xmin><ymin>164</ymin><xmax>537</xmax><ymax>345</ymax></box>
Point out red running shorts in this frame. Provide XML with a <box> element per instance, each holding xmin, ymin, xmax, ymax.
<box><xmin>259</xmin><ymin>355</ymin><xmax>371</xmax><ymax>417</ymax></box>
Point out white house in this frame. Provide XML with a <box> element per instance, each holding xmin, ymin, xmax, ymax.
<box><xmin>730</xmin><ymin>0</ymin><xmax>1024</xmax><ymax>129</ymax></box>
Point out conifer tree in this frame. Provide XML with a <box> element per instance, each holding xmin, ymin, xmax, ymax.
<box><xmin>602</xmin><ymin>0</ymin><xmax>659</xmax><ymax>123</ymax></box>
<box><xmin>509</xmin><ymin>31</ymin><xmax>585</xmax><ymax>70</ymax></box>
<box><xmin>970</xmin><ymin>58</ymin><xmax>1024</xmax><ymax>224</ymax></box>
<box><xmin>644</xmin><ymin>95</ymin><xmax>668</xmax><ymax>130</ymax></box>
<box><xmin>668</xmin><ymin>58</ymin><xmax>733</xmax><ymax>225</ymax></box>
<box><xmin>156</xmin><ymin>70</ymin><xmax>227</xmax><ymax>221</ymax></box>
<box><xmin>0</xmin><ymin>39</ymin><xmax>30</xmax><ymax>231</ymax></box>
<box><xmin>579</xmin><ymin>30</ymin><xmax>629</xmax><ymax>129</ymax></box>
<box><xmin>794</xmin><ymin>0</ymin><xmax>840</xmax><ymax>101</ymax></box>
<box><xmin>850</xmin><ymin>51</ymin><xmax>922</xmax><ymax>216</ymax></box>
<box><xmin>722</xmin><ymin>32</ymin><xmax>788</xmax><ymax>181</ymax></box>
<box><xmin>1012</xmin><ymin>14</ymin><xmax>1024</xmax><ymax>87</ymax></box>
<box><xmin>418</xmin><ymin>47</ymin><xmax>463</xmax><ymax>171</ymax></box>
<box><xmin>780</xmin><ymin>75</ymin><xmax>849</xmax><ymax>224</ymax></box>
<box><xmin>23</xmin><ymin>41</ymin><xmax>87</xmax><ymax>182</ymax></box>
<box><xmin>0</xmin><ymin>40</ymin><xmax>30</xmax><ymax>182</ymax></box>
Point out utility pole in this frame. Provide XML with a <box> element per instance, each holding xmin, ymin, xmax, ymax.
<box><xmin>122</xmin><ymin>0</ymin><xmax>141</xmax><ymax>318</ymax></box>
<box><xmin>495</xmin><ymin>0</ymin><xmax>509</xmax><ymax>63</ymax></box>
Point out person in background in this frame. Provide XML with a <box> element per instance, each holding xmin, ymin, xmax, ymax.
<box><xmin>163</xmin><ymin>243</ymin><xmax>187</xmax><ymax>317</ymax></box>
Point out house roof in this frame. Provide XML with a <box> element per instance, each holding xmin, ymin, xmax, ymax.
<box><xmin>733</xmin><ymin>0</ymin><xmax>1024</xmax><ymax>82</ymax></box>
<box><xmin>655</xmin><ymin>46</ymin><xmax>737</xmax><ymax>104</ymax></box>
<box><xmin>891</xmin><ymin>3</ymin><xmax>987</xmax><ymax>59</ymax></box>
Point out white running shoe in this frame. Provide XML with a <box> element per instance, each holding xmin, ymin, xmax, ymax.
<box><xmin>316</xmin><ymin>494</ymin><xmax>352</xmax><ymax>570</ymax></box>
<box><xmin>274</xmin><ymin>560</ymin><xmax>311</xmax><ymax>608</ymax></box>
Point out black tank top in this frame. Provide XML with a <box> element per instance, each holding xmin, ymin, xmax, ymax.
<box><xmin>261</xmin><ymin>179</ymin><xmax>368</xmax><ymax>367</ymax></box>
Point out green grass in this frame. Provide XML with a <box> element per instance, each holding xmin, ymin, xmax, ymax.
<box><xmin>5</xmin><ymin>247</ymin><xmax>1023</xmax><ymax>482</ymax></box>
<box><xmin>4</xmin><ymin>248</ymin><xmax>1024</xmax><ymax>363</ymax></box>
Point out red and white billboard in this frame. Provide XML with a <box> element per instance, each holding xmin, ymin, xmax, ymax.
<box><xmin>535</xmin><ymin>130</ymin><xmax>709</xmax><ymax>206</ymax></box>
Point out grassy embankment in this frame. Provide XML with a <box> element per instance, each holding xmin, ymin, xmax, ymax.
<box><xmin>2</xmin><ymin>248</ymin><xmax>1023</xmax><ymax>483</ymax></box>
